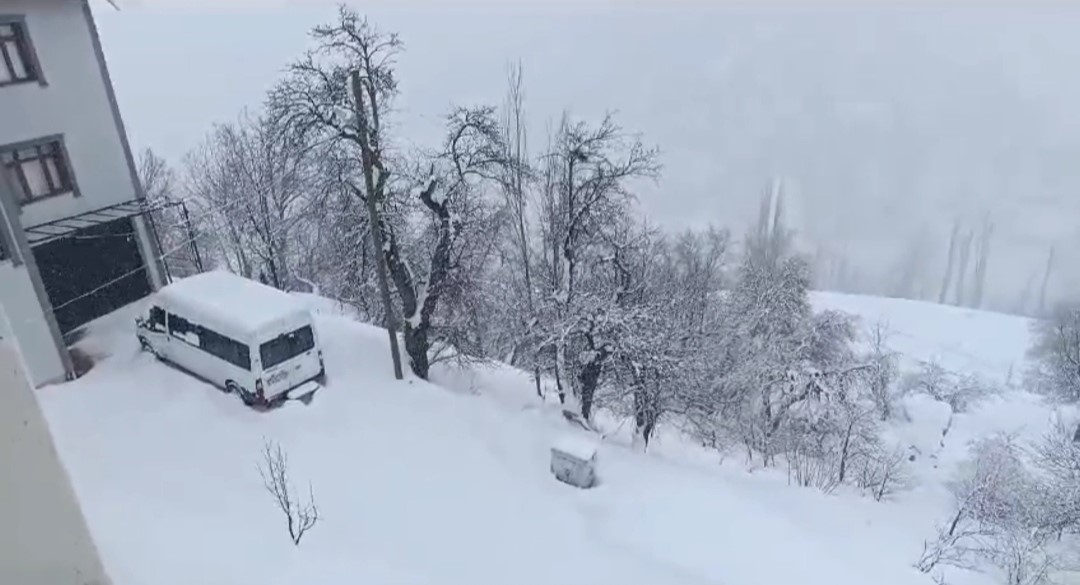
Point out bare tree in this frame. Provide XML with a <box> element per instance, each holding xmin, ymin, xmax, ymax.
<box><xmin>916</xmin><ymin>434</ymin><xmax>1023</xmax><ymax>574</ymax></box>
<box><xmin>970</xmin><ymin>215</ymin><xmax>994</xmax><ymax>308</ymax></box>
<box><xmin>498</xmin><ymin>61</ymin><xmax>542</xmax><ymax>397</ymax></box>
<box><xmin>916</xmin><ymin>433</ymin><xmax>1073</xmax><ymax>585</ymax></box>
<box><xmin>1032</xmin><ymin>422</ymin><xmax>1080</xmax><ymax>538</ymax></box>
<box><xmin>939</xmin><ymin>220</ymin><xmax>962</xmax><ymax>304</ymax></box>
<box><xmin>619</xmin><ymin>226</ymin><xmax>729</xmax><ymax>449</ymax></box>
<box><xmin>182</xmin><ymin>112</ymin><xmax>319</xmax><ymax>289</ymax></box>
<box><xmin>1026</xmin><ymin>303</ymin><xmax>1080</xmax><ymax>403</ymax></box>
<box><xmin>953</xmin><ymin>228</ymin><xmax>975</xmax><ymax>306</ymax></box>
<box><xmin>902</xmin><ymin>361</ymin><xmax>998</xmax><ymax>413</ymax></box>
<box><xmin>536</xmin><ymin>112</ymin><xmax>660</xmax><ymax>419</ymax></box>
<box><xmin>865</xmin><ymin>321</ymin><xmax>900</xmax><ymax>420</ymax></box>
<box><xmin>258</xmin><ymin>439</ymin><xmax>320</xmax><ymax>546</ymax></box>
<box><xmin>387</xmin><ymin>106</ymin><xmax>511</xmax><ymax>378</ymax></box>
<box><xmin>138</xmin><ymin>148</ymin><xmax>202</xmax><ymax>278</ymax></box>
<box><xmin>269</xmin><ymin>6</ymin><xmax>407</xmax><ymax>377</ymax></box>
<box><xmin>856</xmin><ymin>445</ymin><xmax>912</xmax><ymax>501</ymax></box>
<box><xmin>291</xmin><ymin>149</ymin><xmax>381</xmax><ymax>317</ymax></box>
<box><xmin>1038</xmin><ymin>246</ymin><xmax>1056</xmax><ymax>317</ymax></box>
<box><xmin>271</xmin><ymin>8</ymin><xmax>514</xmax><ymax>379</ymax></box>
<box><xmin>139</xmin><ymin>147</ymin><xmax>174</xmax><ymax>203</ymax></box>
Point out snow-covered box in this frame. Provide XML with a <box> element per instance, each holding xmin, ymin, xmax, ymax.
<box><xmin>550</xmin><ymin>435</ymin><xmax>598</xmax><ymax>489</ymax></box>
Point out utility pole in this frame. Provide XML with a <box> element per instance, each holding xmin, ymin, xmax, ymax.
<box><xmin>180</xmin><ymin>201</ymin><xmax>203</xmax><ymax>273</ymax></box>
<box><xmin>351</xmin><ymin>70</ymin><xmax>403</xmax><ymax>380</ymax></box>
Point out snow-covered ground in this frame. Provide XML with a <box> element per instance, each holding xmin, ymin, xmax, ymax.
<box><xmin>37</xmin><ymin>291</ymin><xmax>1063</xmax><ymax>585</ymax></box>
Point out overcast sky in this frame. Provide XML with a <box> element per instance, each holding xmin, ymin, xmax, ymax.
<box><xmin>93</xmin><ymin>0</ymin><xmax>1080</xmax><ymax>308</ymax></box>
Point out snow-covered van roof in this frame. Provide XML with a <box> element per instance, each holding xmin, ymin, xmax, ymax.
<box><xmin>153</xmin><ymin>271</ymin><xmax>311</xmax><ymax>342</ymax></box>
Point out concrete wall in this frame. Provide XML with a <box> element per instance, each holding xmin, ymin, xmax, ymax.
<box><xmin>1</xmin><ymin>166</ymin><xmax>68</xmax><ymax>386</ymax></box>
<box><xmin>0</xmin><ymin>306</ymin><xmax>112</xmax><ymax>585</ymax></box>
<box><xmin>0</xmin><ymin>260</ymin><xmax>65</xmax><ymax>385</ymax></box>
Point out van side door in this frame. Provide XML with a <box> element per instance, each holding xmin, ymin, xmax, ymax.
<box><xmin>166</xmin><ymin>314</ymin><xmax>201</xmax><ymax>375</ymax></box>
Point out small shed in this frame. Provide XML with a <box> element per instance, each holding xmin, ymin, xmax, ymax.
<box><xmin>550</xmin><ymin>435</ymin><xmax>598</xmax><ymax>489</ymax></box>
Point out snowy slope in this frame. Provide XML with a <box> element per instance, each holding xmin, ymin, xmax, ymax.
<box><xmin>36</xmin><ymin>292</ymin><xmax>1059</xmax><ymax>585</ymax></box>
<box><xmin>812</xmin><ymin>292</ymin><xmax>1062</xmax><ymax>489</ymax></box>
<box><xmin>812</xmin><ymin>291</ymin><xmax>1031</xmax><ymax>381</ymax></box>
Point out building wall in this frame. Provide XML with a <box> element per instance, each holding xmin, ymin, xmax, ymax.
<box><xmin>0</xmin><ymin>261</ymin><xmax>65</xmax><ymax>385</ymax></box>
<box><xmin>0</xmin><ymin>0</ymin><xmax>164</xmax><ymax>288</ymax></box>
<box><xmin>1</xmin><ymin>164</ymin><xmax>69</xmax><ymax>385</ymax></box>
<box><xmin>0</xmin><ymin>0</ymin><xmax>135</xmax><ymax>225</ymax></box>
<box><xmin>0</xmin><ymin>306</ymin><xmax>112</xmax><ymax>585</ymax></box>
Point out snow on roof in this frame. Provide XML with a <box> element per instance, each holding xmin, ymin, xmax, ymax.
<box><xmin>552</xmin><ymin>434</ymin><xmax>598</xmax><ymax>461</ymax></box>
<box><xmin>155</xmin><ymin>271</ymin><xmax>310</xmax><ymax>341</ymax></box>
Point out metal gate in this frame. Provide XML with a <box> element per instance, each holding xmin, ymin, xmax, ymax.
<box><xmin>32</xmin><ymin>216</ymin><xmax>152</xmax><ymax>334</ymax></box>
<box><xmin>20</xmin><ymin>197</ymin><xmax>204</xmax><ymax>336</ymax></box>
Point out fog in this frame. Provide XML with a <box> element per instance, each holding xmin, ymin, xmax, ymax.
<box><xmin>96</xmin><ymin>0</ymin><xmax>1080</xmax><ymax>313</ymax></box>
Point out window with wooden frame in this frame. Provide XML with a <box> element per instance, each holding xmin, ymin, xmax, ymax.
<box><xmin>0</xmin><ymin>18</ymin><xmax>40</xmax><ymax>86</ymax></box>
<box><xmin>0</xmin><ymin>138</ymin><xmax>77</xmax><ymax>204</ymax></box>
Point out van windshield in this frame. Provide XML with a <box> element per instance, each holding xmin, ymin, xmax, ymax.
<box><xmin>259</xmin><ymin>325</ymin><xmax>315</xmax><ymax>370</ymax></box>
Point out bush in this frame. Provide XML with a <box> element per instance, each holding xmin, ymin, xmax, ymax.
<box><xmin>258</xmin><ymin>439</ymin><xmax>320</xmax><ymax>546</ymax></box>
<box><xmin>855</xmin><ymin>444</ymin><xmax>912</xmax><ymax>502</ymax></box>
<box><xmin>1027</xmin><ymin>304</ymin><xmax>1080</xmax><ymax>403</ymax></box>
<box><xmin>902</xmin><ymin>361</ymin><xmax>998</xmax><ymax>413</ymax></box>
<box><xmin>916</xmin><ymin>433</ymin><xmax>1077</xmax><ymax>585</ymax></box>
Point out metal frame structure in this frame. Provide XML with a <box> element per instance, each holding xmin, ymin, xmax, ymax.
<box><xmin>22</xmin><ymin>197</ymin><xmax>204</xmax><ymax>280</ymax></box>
<box><xmin>23</xmin><ymin>197</ymin><xmax>167</xmax><ymax>246</ymax></box>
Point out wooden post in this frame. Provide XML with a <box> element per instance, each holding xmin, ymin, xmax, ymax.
<box><xmin>350</xmin><ymin>70</ymin><xmax>403</xmax><ymax>380</ymax></box>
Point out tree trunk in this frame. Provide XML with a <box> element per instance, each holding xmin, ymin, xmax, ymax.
<box><xmin>970</xmin><ymin>219</ymin><xmax>992</xmax><ymax>308</ymax></box>
<box><xmin>533</xmin><ymin>366</ymin><xmax>543</xmax><ymax>399</ymax></box>
<box><xmin>953</xmin><ymin>229</ymin><xmax>974</xmax><ymax>306</ymax></box>
<box><xmin>273</xmin><ymin>236</ymin><xmax>291</xmax><ymax>290</ymax></box>
<box><xmin>939</xmin><ymin>221</ymin><xmax>961</xmax><ymax>304</ymax></box>
<box><xmin>838</xmin><ymin>419</ymin><xmax>854</xmax><ymax>483</ymax></box>
<box><xmin>1038</xmin><ymin>245</ymin><xmax>1056</xmax><ymax>317</ymax></box>
<box><xmin>633</xmin><ymin>384</ymin><xmax>658</xmax><ymax>450</ymax></box>
<box><xmin>554</xmin><ymin>341</ymin><xmax>568</xmax><ymax>405</ymax></box>
<box><xmin>578</xmin><ymin>357</ymin><xmax>603</xmax><ymax>422</ymax></box>
<box><xmin>403</xmin><ymin>322</ymin><xmax>431</xmax><ymax>380</ymax></box>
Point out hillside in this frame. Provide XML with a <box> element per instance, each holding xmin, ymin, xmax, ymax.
<box><xmin>811</xmin><ymin>292</ymin><xmax>1057</xmax><ymax>487</ymax></box>
<box><xmin>37</xmin><ymin>292</ymin><xmax>1062</xmax><ymax>585</ymax></box>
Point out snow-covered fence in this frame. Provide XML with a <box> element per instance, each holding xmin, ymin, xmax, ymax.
<box><xmin>550</xmin><ymin>435</ymin><xmax>598</xmax><ymax>489</ymax></box>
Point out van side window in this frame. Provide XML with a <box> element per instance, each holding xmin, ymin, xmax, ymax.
<box><xmin>148</xmin><ymin>306</ymin><xmax>166</xmax><ymax>331</ymax></box>
<box><xmin>199</xmin><ymin>328</ymin><xmax>251</xmax><ymax>371</ymax></box>
<box><xmin>164</xmin><ymin>313</ymin><xmax>251</xmax><ymax>371</ymax></box>
<box><xmin>168</xmin><ymin>314</ymin><xmax>190</xmax><ymax>335</ymax></box>
<box><xmin>168</xmin><ymin>314</ymin><xmax>202</xmax><ymax>347</ymax></box>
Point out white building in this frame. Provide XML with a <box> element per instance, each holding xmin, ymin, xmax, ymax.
<box><xmin>0</xmin><ymin>305</ymin><xmax>113</xmax><ymax>584</ymax></box>
<box><xmin>0</xmin><ymin>0</ymin><xmax>164</xmax><ymax>386</ymax></box>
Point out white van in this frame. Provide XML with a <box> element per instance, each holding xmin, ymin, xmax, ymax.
<box><xmin>135</xmin><ymin>271</ymin><xmax>324</xmax><ymax>408</ymax></box>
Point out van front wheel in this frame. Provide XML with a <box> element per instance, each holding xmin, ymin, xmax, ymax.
<box><xmin>224</xmin><ymin>381</ymin><xmax>239</xmax><ymax>395</ymax></box>
<box><xmin>139</xmin><ymin>337</ymin><xmax>162</xmax><ymax>361</ymax></box>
